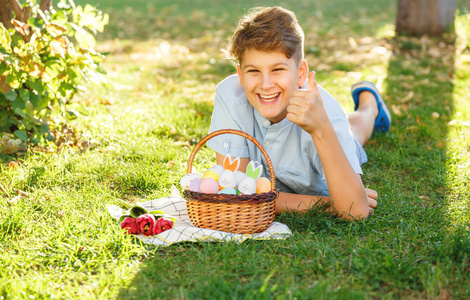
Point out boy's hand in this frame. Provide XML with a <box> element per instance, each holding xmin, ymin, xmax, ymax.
<box><xmin>286</xmin><ymin>71</ymin><xmax>329</xmax><ymax>135</ymax></box>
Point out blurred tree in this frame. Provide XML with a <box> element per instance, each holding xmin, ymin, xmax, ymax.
<box><xmin>0</xmin><ymin>0</ymin><xmax>52</xmax><ymax>29</ymax></box>
<box><xmin>396</xmin><ymin>0</ymin><xmax>456</xmax><ymax>36</ymax></box>
<box><xmin>0</xmin><ymin>0</ymin><xmax>108</xmax><ymax>144</ymax></box>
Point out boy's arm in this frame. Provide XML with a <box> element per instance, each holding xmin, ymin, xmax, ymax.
<box><xmin>276</xmin><ymin>181</ymin><xmax>378</xmax><ymax>217</ymax></box>
<box><xmin>216</xmin><ymin>153</ymin><xmax>377</xmax><ymax>219</ymax></box>
<box><xmin>287</xmin><ymin>72</ymin><xmax>371</xmax><ymax>220</ymax></box>
<box><xmin>275</xmin><ymin>192</ymin><xmax>330</xmax><ymax>213</ymax></box>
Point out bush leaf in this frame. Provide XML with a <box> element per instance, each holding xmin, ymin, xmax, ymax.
<box><xmin>4</xmin><ymin>90</ymin><xmax>16</xmax><ymax>101</ymax></box>
<box><xmin>14</xmin><ymin>130</ymin><xmax>28</xmax><ymax>142</ymax></box>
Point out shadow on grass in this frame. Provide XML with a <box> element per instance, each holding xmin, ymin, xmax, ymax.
<box><xmin>370</xmin><ymin>35</ymin><xmax>455</xmax><ymax>227</ymax></box>
<box><xmin>363</xmin><ymin>34</ymin><xmax>470</xmax><ymax>292</ymax></box>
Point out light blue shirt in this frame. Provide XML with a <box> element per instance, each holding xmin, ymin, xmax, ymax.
<box><xmin>207</xmin><ymin>74</ymin><xmax>367</xmax><ymax>196</ymax></box>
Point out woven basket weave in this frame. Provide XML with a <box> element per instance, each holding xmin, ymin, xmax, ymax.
<box><xmin>183</xmin><ymin>129</ymin><xmax>279</xmax><ymax>234</ymax></box>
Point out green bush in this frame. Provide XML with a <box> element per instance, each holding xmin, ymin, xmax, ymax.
<box><xmin>0</xmin><ymin>0</ymin><xmax>108</xmax><ymax>144</ymax></box>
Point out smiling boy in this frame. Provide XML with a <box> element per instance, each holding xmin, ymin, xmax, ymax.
<box><xmin>206</xmin><ymin>7</ymin><xmax>391</xmax><ymax>220</ymax></box>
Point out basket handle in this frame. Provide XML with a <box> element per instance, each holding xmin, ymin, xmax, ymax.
<box><xmin>187</xmin><ymin>129</ymin><xmax>276</xmax><ymax>192</ymax></box>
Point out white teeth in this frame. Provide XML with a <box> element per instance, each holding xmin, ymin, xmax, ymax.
<box><xmin>259</xmin><ymin>93</ymin><xmax>280</xmax><ymax>102</ymax></box>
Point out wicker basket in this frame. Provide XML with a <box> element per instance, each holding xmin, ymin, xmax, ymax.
<box><xmin>183</xmin><ymin>129</ymin><xmax>279</xmax><ymax>234</ymax></box>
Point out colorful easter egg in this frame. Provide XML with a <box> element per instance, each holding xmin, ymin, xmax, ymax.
<box><xmin>189</xmin><ymin>178</ymin><xmax>202</xmax><ymax>192</ymax></box>
<box><xmin>218</xmin><ymin>188</ymin><xmax>237</xmax><ymax>195</ymax></box>
<box><xmin>233</xmin><ymin>170</ymin><xmax>247</xmax><ymax>186</ymax></box>
<box><xmin>199</xmin><ymin>177</ymin><xmax>219</xmax><ymax>194</ymax></box>
<box><xmin>180</xmin><ymin>173</ymin><xmax>202</xmax><ymax>190</ymax></box>
<box><xmin>256</xmin><ymin>177</ymin><xmax>271</xmax><ymax>194</ymax></box>
<box><xmin>237</xmin><ymin>177</ymin><xmax>257</xmax><ymax>195</ymax></box>
<box><xmin>209</xmin><ymin>164</ymin><xmax>225</xmax><ymax>176</ymax></box>
<box><xmin>203</xmin><ymin>170</ymin><xmax>219</xmax><ymax>182</ymax></box>
<box><xmin>218</xmin><ymin>169</ymin><xmax>236</xmax><ymax>190</ymax></box>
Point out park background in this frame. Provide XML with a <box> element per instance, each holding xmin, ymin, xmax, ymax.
<box><xmin>1</xmin><ymin>0</ymin><xmax>469</xmax><ymax>298</ymax></box>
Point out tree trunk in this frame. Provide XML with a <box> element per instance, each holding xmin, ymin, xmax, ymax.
<box><xmin>396</xmin><ymin>0</ymin><xmax>456</xmax><ymax>36</ymax></box>
<box><xmin>39</xmin><ymin>0</ymin><xmax>52</xmax><ymax>13</ymax></box>
<box><xmin>0</xmin><ymin>0</ymin><xmax>15</xmax><ymax>29</ymax></box>
<box><xmin>0</xmin><ymin>0</ymin><xmax>52</xmax><ymax>29</ymax></box>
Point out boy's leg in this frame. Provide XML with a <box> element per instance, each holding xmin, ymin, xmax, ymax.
<box><xmin>348</xmin><ymin>91</ymin><xmax>378</xmax><ymax>146</ymax></box>
<box><xmin>348</xmin><ymin>81</ymin><xmax>391</xmax><ymax>146</ymax></box>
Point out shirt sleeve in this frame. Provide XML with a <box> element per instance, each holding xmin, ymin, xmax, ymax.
<box><xmin>314</xmin><ymin>86</ymin><xmax>363</xmax><ymax>179</ymax></box>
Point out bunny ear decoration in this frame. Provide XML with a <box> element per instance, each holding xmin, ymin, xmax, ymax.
<box><xmin>246</xmin><ymin>161</ymin><xmax>263</xmax><ymax>180</ymax></box>
<box><xmin>223</xmin><ymin>154</ymin><xmax>240</xmax><ymax>172</ymax></box>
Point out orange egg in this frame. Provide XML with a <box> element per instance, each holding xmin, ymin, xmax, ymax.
<box><xmin>256</xmin><ymin>177</ymin><xmax>271</xmax><ymax>194</ymax></box>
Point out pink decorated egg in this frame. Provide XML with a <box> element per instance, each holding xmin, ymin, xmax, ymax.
<box><xmin>199</xmin><ymin>178</ymin><xmax>219</xmax><ymax>194</ymax></box>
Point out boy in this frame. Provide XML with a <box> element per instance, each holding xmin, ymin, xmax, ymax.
<box><xmin>206</xmin><ymin>7</ymin><xmax>391</xmax><ymax>220</ymax></box>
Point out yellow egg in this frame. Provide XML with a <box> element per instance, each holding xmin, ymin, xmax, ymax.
<box><xmin>256</xmin><ymin>177</ymin><xmax>271</xmax><ymax>194</ymax></box>
<box><xmin>203</xmin><ymin>170</ymin><xmax>219</xmax><ymax>182</ymax></box>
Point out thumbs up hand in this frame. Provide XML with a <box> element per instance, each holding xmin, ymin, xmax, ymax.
<box><xmin>286</xmin><ymin>71</ymin><xmax>330</xmax><ymax>135</ymax></box>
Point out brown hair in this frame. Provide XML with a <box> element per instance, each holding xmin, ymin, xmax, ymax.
<box><xmin>224</xmin><ymin>7</ymin><xmax>304</xmax><ymax>65</ymax></box>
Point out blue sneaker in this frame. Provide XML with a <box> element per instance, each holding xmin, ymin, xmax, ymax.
<box><xmin>351</xmin><ymin>81</ymin><xmax>391</xmax><ymax>133</ymax></box>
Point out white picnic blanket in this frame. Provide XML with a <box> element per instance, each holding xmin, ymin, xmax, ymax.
<box><xmin>107</xmin><ymin>186</ymin><xmax>292</xmax><ymax>246</ymax></box>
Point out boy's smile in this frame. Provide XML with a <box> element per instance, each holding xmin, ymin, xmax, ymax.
<box><xmin>258</xmin><ymin>92</ymin><xmax>280</xmax><ymax>103</ymax></box>
<box><xmin>237</xmin><ymin>49</ymin><xmax>308</xmax><ymax>124</ymax></box>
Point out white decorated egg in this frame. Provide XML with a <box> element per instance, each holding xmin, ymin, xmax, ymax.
<box><xmin>209</xmin><ymin>164</ymin><xmax>225</xmax><ymax>176</ymax></box>
<box><xmin>233</xmin><ymin>170</ymin><xmax>247</xmax><ymax>186</ymax></box>
<box><xmin>237</xmin><ymin>177</ymin><xmax>256</xmax><ymax>195</ymax></box>
<box><xmin>218</xmin><ymin>169</ymin><xmax>236</xmax><ymax>190</ymax></box>
<box><xmin>180</xmin><ymin>173</ymin><xmax>202</xmax><ymax>190</ymax></box>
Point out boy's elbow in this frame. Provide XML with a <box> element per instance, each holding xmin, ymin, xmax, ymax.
<box><xmin>348</xmin><ymin>209</ymin><xmax>369</xmax><ymax>220</ymax></box>
<box><xmin>335</xmin><ymin>202</ymin><xmax>370</xmax><ymax>221</ymax></box>
<box><xmin>333</xmin><ymin>188</ymin><xmax>370</xmax><ymax>220</ymax></box>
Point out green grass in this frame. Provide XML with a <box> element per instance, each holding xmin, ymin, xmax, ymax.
<box><xmin>1</xmin><ymin>0</ymin><xmax>470</xmax><ymax>298</ymax></box>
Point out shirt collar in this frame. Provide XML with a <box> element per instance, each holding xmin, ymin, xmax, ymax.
<box><xmin>253</xmin><ymin>109</ymin><xmax>293</xmax><ymax>130</ymax></box>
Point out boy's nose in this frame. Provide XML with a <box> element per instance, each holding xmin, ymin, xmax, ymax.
<box><xmin>260</xmin><ymin>74</ymin><xmax>275</xmax><ymax>90</ymax></box>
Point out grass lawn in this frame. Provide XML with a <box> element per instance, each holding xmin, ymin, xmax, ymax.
<box><xmin>1</xmin><ymin>0</ymin><xmax>469</xmax><ymax>298</ymax></box>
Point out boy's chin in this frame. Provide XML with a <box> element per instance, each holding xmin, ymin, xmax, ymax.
<box><xmin>260</xmin><ymin>112</ymin><xmax>287</xmax><ymax>124</ymax></box>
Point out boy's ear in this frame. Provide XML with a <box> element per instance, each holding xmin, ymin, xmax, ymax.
<box><xmin>237</xmin><ymin>64</ymin><xmax>242</xmax><ymax>84</ymax></box>
<box><xmin>297</xmin><ymin>59</ymin><xmax>308</xmax><ymax>87</ymax></box>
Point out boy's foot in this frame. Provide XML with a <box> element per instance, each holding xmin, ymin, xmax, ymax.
<box><xmin>351</xmin><ymin>81</ymin><xmax>391</xmax><ymax>133</ymax></box>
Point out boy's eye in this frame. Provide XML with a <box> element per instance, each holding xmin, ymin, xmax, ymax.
<box><xmin>247</xmin><ymin>69</ymin><xmax>259</xmax><ymax>73</ymax></box>
<box><xmin>273</xmin><ymin>68</ymin><xmax>285</xmax><ymax>72</ymax></box>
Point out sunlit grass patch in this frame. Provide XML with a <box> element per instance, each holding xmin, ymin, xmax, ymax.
<box><xmin>446</xmin><ymin>72</ymin><xmax>470</xmax><ymax>227</ymax></box>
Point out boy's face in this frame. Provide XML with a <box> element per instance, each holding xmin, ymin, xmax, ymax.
<box><xmin>237</xmin><ymin>49</ymin><xmax>308</xmax><ymax>124</ymax></box>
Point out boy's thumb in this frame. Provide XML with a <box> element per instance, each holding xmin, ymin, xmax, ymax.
<box><xmin>308</xmin><ymin>71</ymin><xmax>318</xmax><ymax>91</ymax></box>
